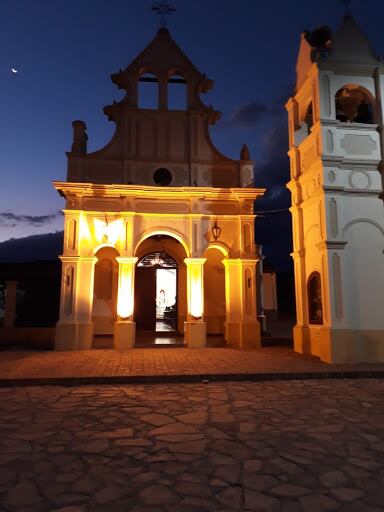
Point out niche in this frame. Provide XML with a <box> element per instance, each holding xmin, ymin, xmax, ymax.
<box><xmin>307</xmin><ymin>272</ymin><xmax>323</xmax><ymax>325</ymax></box>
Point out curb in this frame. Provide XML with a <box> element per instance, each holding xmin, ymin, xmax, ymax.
<box><xmin>0</xmin><ymin>370</ymin><xmax>384</xmax><ymax>387</ymax></box>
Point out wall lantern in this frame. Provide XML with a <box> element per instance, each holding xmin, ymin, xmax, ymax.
<box><xmin>211</xmin><ymin>219</ymin><xmax>222</xmax><ymax>241</ymax></box>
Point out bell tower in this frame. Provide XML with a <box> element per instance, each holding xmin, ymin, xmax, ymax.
<box><xmin>286</xmin><ymin>15</ymin><xmax>384</xmax><ymax>362</ymax></box>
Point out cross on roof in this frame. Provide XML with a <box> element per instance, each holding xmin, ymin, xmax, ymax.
<box><xmin>341</xmin><ymin>0</ymin><xmax>352</xmax><ymax>15</ymax></box>
<box><xmin>152</xmin><ymin>1</ymin><xmax>176</xmax><ymax>28</ymax></box>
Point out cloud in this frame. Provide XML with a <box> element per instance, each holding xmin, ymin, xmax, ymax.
<box><xmin>254</xmin><ymin>115</ymin><xmax>290</xmax><ymax>201</ymax></box>
<box><xmin>0</xmin><ymin>210</ymin><xmax>62</xmax><ymax>227</ymax></box>
<box><xmin>252</xmin><ymin>112</ymin><xmax>293</xmax><ymax>271</ymax></box>
<box><xmin>231</xmin><ymin>102</ymin><xmax>269</xmax><ymax>126</ymax></box>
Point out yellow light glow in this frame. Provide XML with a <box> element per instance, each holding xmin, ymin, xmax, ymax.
<box><xmin>94</xmin><ymin>218</ymin><xmax>123</xmax><ymax>246</ymax></box>
<box><xmin>116</xmin><ymin>257</ymin><xmax>138</xmax><ymax>320</ymax></box>
<box><xmin>190</xmin><ymin>269</ymin><xmax>203</xmax><ymax>318</ymax></box>
<box><xmin>185</xmin><ymin>258</ymin><xmax>206</xmax><ymax>319</ymax></box>
<box><xmin>117</xmin><ymin>266</ymin><xmax>133</xmax><ymax>319</ymax></box>
<box><xmin>79</xmin><ymin>213</ymin><xmax>91</xmax><ymax>243</ymax></box>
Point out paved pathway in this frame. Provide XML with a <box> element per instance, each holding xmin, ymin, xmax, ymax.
<box><xmin>0</xmin><ymin>348</ymin><xmax>384</xmax><ymax>385</ymax></box>
<box><xmin>0</xmin><ymin>379</ymin><xmax>383</xmax><ymax>511</ymax></box>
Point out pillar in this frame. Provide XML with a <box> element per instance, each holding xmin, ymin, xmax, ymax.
<box><xmin>224</xmin><ymin>258</ymin><xmax>261</xmax><ymax>349</ymax></box>
<box><xmin>159</xmin><ymin>77</ymin><xmax>168</xmax><ymax>110</ymax></box>
<box><xmin>55</xmin><ymin>256</ymin><xmax>96</xmax><ymax>350</ymax></box>
<box><xmin>255</xmin><ymin>245</ymin><xmax>267</xmax><ymax>333</ymax></box>
<box><xmin>114</xmin><ymin>257</ymin><xmax>138</xmax><ymax>349</ymax></box>
<box><xmin>184</xmin><ymin>258</ymin><xmax>206</xmax><ymax>348</ymax></box>
<box><xmin>4</xmin><ymin>281</ymin><xmax>18</xmax><ymax>328</ymax></box>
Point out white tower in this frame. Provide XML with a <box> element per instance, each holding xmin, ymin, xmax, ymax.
<box><xmin>286</xmin><ymin>15</ymin><xmax>384</xmax><ymax>362</ymax></box>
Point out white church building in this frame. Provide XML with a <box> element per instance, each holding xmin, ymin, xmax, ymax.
<box><xmin>286</xmin><ymin>14</ymin><xmax>384</xmax><ymax>363</ymax></box>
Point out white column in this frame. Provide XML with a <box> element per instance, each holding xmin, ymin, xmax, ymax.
<box><xmin>114</xmin><ymin>257</ymin><xmax>138</xmax><ymax>349</ymax></box>
<box><xmin>55</xmin><ymin>256</ymin><xmax>96</xmax><ymax>350</ymax></box>
<box><xmin>255</xmin><ymin>246</ymin><xmax>267</xmax><ymax>333</ymax></box>
<box><xmin>4</xmin><ymin>281</ymin><xmax>18</xmax><ymax>328</ymax></box>
<box><xmin>223</xmin><ymin>258</ymin><xmax>261</xmax><ymax>349</ymax></box>
<box><xmin>184</xmin><ymin>258</ymin><xmax>206</xmax><ymax>348</ymax></box>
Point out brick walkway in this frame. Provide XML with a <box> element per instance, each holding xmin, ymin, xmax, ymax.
<box><xmin>0</xmin><ymin>347</ymin><xmax>383</xmax><ymax>385</ymax></box>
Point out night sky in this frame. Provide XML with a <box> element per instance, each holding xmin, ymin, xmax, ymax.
<box><xmin>1</xmin><ymin>0</ymin><xmax>383</xmax><ymax>270</ymax></box>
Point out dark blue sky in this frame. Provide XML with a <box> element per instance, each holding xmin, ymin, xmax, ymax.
<box><xmin>1</xmin><ymin>0</ymin><xmax>383</xmax><ymax>250</ymax></box>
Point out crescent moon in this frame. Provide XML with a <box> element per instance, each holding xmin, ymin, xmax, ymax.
<box><xmin>11</xmin><ymin>68</ymin><xmax>18</xmax><ymax>74</ymax></box>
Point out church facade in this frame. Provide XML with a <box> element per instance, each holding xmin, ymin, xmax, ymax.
<box><xmin>287</xmin><ymin>15</ymin><xmax>384</xmax><ymax>362</ymax></box>
<box><xmin>54</xmin><ymin>28</ymin><xmax>265</xmax><ymax>350</ymax></box>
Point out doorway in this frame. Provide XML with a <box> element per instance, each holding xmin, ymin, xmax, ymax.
<box><xmin>135</xmin><ymin>251</ymin><xmax>178</xmax><ymax>337</ymax></box>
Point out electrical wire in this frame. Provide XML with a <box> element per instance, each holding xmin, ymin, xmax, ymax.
<box><xmin>254</xmin><ymin>207</ymin><xmax>290</xmax><ymax>214</ymax></box>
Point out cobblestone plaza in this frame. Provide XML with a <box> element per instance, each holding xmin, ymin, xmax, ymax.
<box><xmin>0</xmin><ymin>377</ymin><xmax>383</xmax><ymax>511</ymax></box>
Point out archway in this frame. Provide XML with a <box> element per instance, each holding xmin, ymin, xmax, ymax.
<box><xmin>92</xmin><ymin>246</ymin><xmax>119</xmax><ymax>342</ymax></box>
<box><xmin>335</xmin><ymin>85</ymin><xmax>374</xmax><ymax>123</ymax></box>
<box><xmin>203</xmin><ymin>246</ymin><xmax>226</xmax><ymax>342</ymax></box>
<box><xmin>134</xmin><ymin>234</ymin><xmax>188</xmax><ymax>344</ymax></box>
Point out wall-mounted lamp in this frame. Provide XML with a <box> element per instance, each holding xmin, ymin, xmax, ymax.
<box><xmin>211</xmin><ymin>219</ymin><xmax>222</xmax><ymax>241</ymax></box>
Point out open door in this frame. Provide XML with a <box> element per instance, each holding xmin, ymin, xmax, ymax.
<box><xmin>134</xmin><ymin>266</ymin><xmax>156</xmax><ymax>330</ymax></box>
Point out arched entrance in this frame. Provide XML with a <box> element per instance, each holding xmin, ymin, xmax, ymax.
<box><xmin>134</xmin><ymin>235</ymin><xmax>187</xmax><ymax>345</ymax></box>
<box><xmin>135</xmin><ymin>252</ymin><xmax>177</xmax><ymax>332</ymax></box>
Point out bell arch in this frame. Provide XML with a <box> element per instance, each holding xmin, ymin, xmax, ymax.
<box><xmin>167</xmin><ymin>71</ymin><xmax>188</xmax><ymax>110</ymax></box>
<box><xmin>138</xmin><ymin>71</ymin><xmax>159</xmax><ymax>109</ymax></box>
<box><xmin>335</xmin><ymin>84</ymin><xmax>375</xmax><ymax>123</ymax></box>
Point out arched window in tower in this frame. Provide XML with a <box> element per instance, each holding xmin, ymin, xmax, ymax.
<box><xmin>167</xmin><ymin>73</ymin><xmax>187</xmax><ymax>110</ymax></box>
<box><xmin>307</xmin><ymin>272</ymin><xmax>323</xmax><ymax>325</ymax></box>
<box><xmin>335</xmin><ymin>85</ymin><xmax>374</xmax><ymax>123</ymax></box>
<box><xmin>304</xmin><ymin>102</ymin><xmax>313</xmax><ymax>134</ymax></box>
<box><xmin>138</xmin><ymin>72</ymin><xmax>159</xmax><ymax>109</ymax></box>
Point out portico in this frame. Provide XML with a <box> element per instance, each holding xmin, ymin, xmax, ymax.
<box><xmin>54</xmin><ymin>183</ymin><xmax>263</xmax><ymax>349</ymax></box>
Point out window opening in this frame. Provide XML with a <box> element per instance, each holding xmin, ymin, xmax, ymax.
<box><xmin>335</xmin><ymin>86</ymin><xmax>374</xmax><ymax>123</ymax></box>
<box><xmin>168</xmin><ymin>74</ymin><xmax>187</xmax><ymax>110</ymax></box>
<box><xmin>153</xmin><ymin>168</ymin><xmax>172</xmax><ymax>186</ymax></box>
<box><xmin>138</xmin><ymin>73</ymin><xmax>159</xmax><ymax>109</ymax></box>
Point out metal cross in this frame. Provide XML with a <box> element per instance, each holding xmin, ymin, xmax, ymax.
<box><xmin>152</xmin><ymin>2</ymin><xmax>176</xmax><ymax>28</ymax></box>
<box><xmin>341</xmin><ymin>0</ymin><xmax>352</xmax><ymax>15</ymax></box>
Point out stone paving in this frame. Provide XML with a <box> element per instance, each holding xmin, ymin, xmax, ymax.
<box><xmin>0</xmin><ymin>348</ymin><xmax>384</xmax><ymax>385</ymax></box>
<box><xmin>0</xmin><ymin>379</ymin><xmax>384</xmax><ymax>512</ymax></box>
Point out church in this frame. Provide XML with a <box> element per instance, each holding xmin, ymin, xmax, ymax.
<box><xmin>286</xmin><ymin>13</ymin><xmax>384</xmax><ymax>362</ymax></box>
<box><xmin>54</xmin><ymin>26</ymin><xmax>265</xmax><ymax>350</ymax></box>
<box><xmin>49</xmin><ymin>9</ymin><xmax>384</xmax><ymax>363</ymax></box>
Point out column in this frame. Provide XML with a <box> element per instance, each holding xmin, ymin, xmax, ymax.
<box><xmin>224</xmin><ymin>258</ymin><xmax>261</xmax><ymax>349</ymax></box>
<box><xmin>255</xmin><ymin>245</ymin><xmax>267</xmax><ymax>333</ymax></box>
<box><xmin>159</xmin><ymin>77</ymin><xmax>168</xmax><ymax>110</ymax></box>
<box><xmin>55</xmin><ymin>256</ymin><xmax>96</xmax><ymax>350</ymax></box>
<box><xmin>291</xmin><ymin>249</ymin><xmax>309</xmax><ymax>354</ymax></box>
<box><xmin>184</xmin><ymin>258</ymin><xmax>206</xmax><ymax>348</ymax></box>
<box><xmin>114</xmin><ymin>257</ymin><xmax>138</xmax><ymax>349</ymax></box>
<box><xmin>4</xmin><ymin>281</ymin><xmax>18</xmax><ymax>328</ymax></box>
